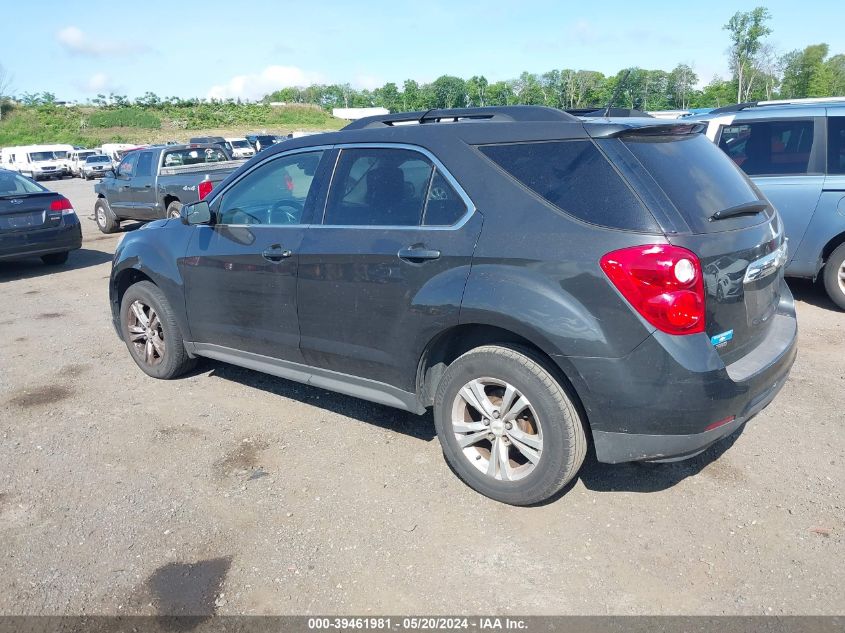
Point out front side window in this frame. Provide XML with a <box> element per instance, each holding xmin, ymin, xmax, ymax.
<box><xmin>718</xmin><ymin>119</ymin><xmax>815</xmax><ymax>176</ymax></box>
<box><xmin>216</xmin><ymin>151</ymin><xmax>324</xmax><ymax>226</ymax></box>
<box><xmin>323</xmin><ymin>148</ymin><xmax>434</xmax><ymax>226</ymax></box>
<box><xmin>135</xmin><ymin>152</ymin><xmax>154</xmax><ymax>177</ymax></box>
<box><xmin>117</xmin><ymin>152</ymin><xmax>138</xmax><ymax>178</ymax></box>
<box><xmin>828</xmin><ymin>117</ymin><xmax>845</xmax><ymax>174</ymax></box>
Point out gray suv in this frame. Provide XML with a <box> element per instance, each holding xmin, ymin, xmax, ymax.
<box><xmin>694</xmin><ymin>99</ymin><xmax>845</xmax><ymax>309</ymax></box>
<box><xmin>109</xmin><ymin>107</ymin><xmax>797</xmax><ymax>505</ymax></box>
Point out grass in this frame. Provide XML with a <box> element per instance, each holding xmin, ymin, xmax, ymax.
<box><xmin>0</xmin><ymin>103</ymin><xmax>345</xmax><ymax>147</ymax></box>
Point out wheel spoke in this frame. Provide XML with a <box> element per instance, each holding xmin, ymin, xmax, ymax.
<box><xmin>459</xmin><ymin>380</ymin><xmax>494</xmax><ymax>417</ymax></box>
<box><xmin>129</xmin><ymin>330</ymin><xmax>146</xmax><ymax>343</ymax></box>
<box><xmin>149</xmin><ymin>314</ymin><xmax>160</xmax><ymax>331</ymax></box>
<box><xmin>502</xmin><ymin>395</ymin><xmax>529</xmax><ymax>422</ymax></box>
<box><xmin>150</xmin><ymin>335</ymin><xmax>165</xmax><ymax>356</ymax></box>
<box><xmin>507</xmin><ymin>431</ymin><xmax>542</xmax><ymax>465</ymax></box>
<box><xmin>457</xmin><ymin>430</ymin><xmax>490</xmax><ymax>448</ymax></box>
<box><xmin>452</xmin><ymin>420</ymin><xmax>488</xmax><ymax>434</ymax></box>
<box><xmin>144</xmin><ymin>339</ymin><xmax>154</xmax><ymax>363</ymax></box>
<box><xmin>497</xmin><ymin>438</ymin><xmax>511</xmax><ymax>481</ymax></box>
<box><xmin>131</xmin><ymin>302</ymin><xmax>149</xmax><ymax>326</ymax></box>
<box><xmin>486</xmin><ymin>439</ymin><xmax>500</xmax><ymax>478</ymax></box>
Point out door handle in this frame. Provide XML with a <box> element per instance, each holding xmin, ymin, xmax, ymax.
<box><xmin>144</xmin><ymin>184</ymin><xmax>152</xmax><ymax>188</ymax></box>
<box><xmin>398</xmin><ymin>246</ymin><xmax>441</xmax><ymax>262</ymax></box>
<box><xmin>261</xmin><ymin>245</ymin><xmax>293</xmax><ymax>262</ymax></box>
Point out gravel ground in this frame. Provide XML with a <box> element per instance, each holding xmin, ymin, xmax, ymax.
<box><xmin>0</xmin><ymin>177</ymin><xmax>842</xmax><ymax>616</ymax></box>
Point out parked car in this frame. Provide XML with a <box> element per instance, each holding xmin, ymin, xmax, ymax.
<box><xmin>81</xmin><ymin>154</ymin><xmax>113</xmax><ymax>180</ymax></box>
<box><xmin>249</xmin><ymin>134</ymin><xmax>278</xmax><ymax>153</ymax></box>
<box><xmin>69</xmin><ymin>149</ymin><xmax>100</xmax><ymax>177</ymax></box>
<box><xmin>224</xmin><ymin>137</ymin><xmax>256</xmax><ymax>160</ymax></box>
<box><xmin>689</xmin><ymin>97</ymin><xmax>845</xmax><ymax>309</ymax></box>
<box><xmin>110</xmin><ymin>106</ymin><xmax>797</xmax><ymax>505</ymax></box>
<box><xmin>41</xmin><ymin>144</ymin><xmax>75</xmax><ymax>177</ymax></box>
<box><xmin>0</xmin><ymin>169</ymin><xmax>82</xmax><ymax>265</ymax></box>
<box><xmin>101</xmin><ymin>143</ymin><xmax>142</xmax><ymax>169</ymax></box>
<box><xmin>188</xmin><ymin>136</ymin><xmax>231</xmax><ymax>153</ymax></box>
<box><xmin>93</xmin><ymin>144</ymin><xmax>244</xmax><ymax>233</ymax></box>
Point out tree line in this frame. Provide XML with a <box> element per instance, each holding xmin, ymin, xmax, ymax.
<box><xmin>3</xmin><ymin>7</ymin><xmax>845</xmax><ymax>115</ymax></box>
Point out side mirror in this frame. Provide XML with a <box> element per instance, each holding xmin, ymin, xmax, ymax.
<box><xmin>181</xmin><ymin>200</ymin><xmax>211</xmax><ymax>226</ymax></box>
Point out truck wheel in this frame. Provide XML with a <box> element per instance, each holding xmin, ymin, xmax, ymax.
<box><xmin>823</xmin><ymin>242</ymin><xmax>845</xmax><ymax>310</ymax></box>
<box><xmin>433</xmin><ymin>345</ymin><xmax>587</xmax><ymax>506</ymax></box>
<box><xmin>166</xmin><ymin>201</ymin><xmax>183</xmax><ymax>219</ymax></box>
<box><xmin>95</xmin><ymin>199</ymin><xmax>120</xmax><ymax>234</ymax></box>
<box><xmin>120</xmin><ymin>281</ymin><xmax>196</xmax><ymax>379</ymax></box>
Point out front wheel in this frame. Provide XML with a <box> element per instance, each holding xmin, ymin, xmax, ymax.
<box><xmin>823</xmin><ymin>242</ymin><xmax>845</xmax><ymax>310</ymax></box>
<box><xmin>94</xmin><ymin>199</ymin><xmax>120</xmax><ymax>234</ymax></box>
<box><xmin>120</xmin><ymin>281</ymin><xmax>196</xmax><ymax>379</ymax></box>
<box><xmin>433</xmin><ymin>345</ymin><xmax>587</xmax><ymax>506</ymax></box>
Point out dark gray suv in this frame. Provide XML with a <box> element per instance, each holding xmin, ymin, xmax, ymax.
<box><xmin>109</xmin><ymin>107</ymin><xmax>797</xmax><ymax>505</ymax></box>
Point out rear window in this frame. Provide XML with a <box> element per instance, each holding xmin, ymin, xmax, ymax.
<box><xmin>0</xmin><ymin>171</ymin><xmax>46</xmax><ymax>194</ymax></box>
<box><xmin>163</xmin><ymin>147</ymin><xmax>228</xmax><ymax>167</ymax></box>
<box><xmin>624</xmin><ymin>134</ymin><xmax>762</xmax><ymax>233</ymax></box>
<box><xmin>478</xmin><ymin>140</ymin><xmax>658</xmax><ymax>232</ymax></box>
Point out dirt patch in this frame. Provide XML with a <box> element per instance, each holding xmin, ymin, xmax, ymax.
<box><xmin>13</xmin><ymin>337</ymin><xmax>26</xmax><ymax>343</ymax></box>
<box><xmin>146</xmin><ymin>557</ymin><xmax>231</xmax><ymax>619</ymax></box>
<box><xmin>157</xmin><ymin>425</ymin><xmax>204</xmax><ymax>439</ymax></box>
<box><xmin>7</xmin><ymin>385</ymin><xmax>72</xmax><ymax>408</ymax></box>
<box><xmin>36</xmin><ymin>312</ymin><xmax>64</xmax><ymax>320</ymax></box>
<box><xmin>60</xmin><ymin>363</ymin><xmax>93</xmax><ymax>376</ymax></box>
<box><xmin>23</xmin><ymin>290</ymin><xmax>40</xmax><ymax>296</ymax></box>
<box><xmin>213</xmin><ymin>438</ymin><xmax>269</xmax><ymax>478</ymax></box>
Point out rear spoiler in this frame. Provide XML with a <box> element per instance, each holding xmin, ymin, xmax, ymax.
<box><xmin>585</xmin><ymin>121</ymin><xmax>707</xmax><ymax>139</ymax></box>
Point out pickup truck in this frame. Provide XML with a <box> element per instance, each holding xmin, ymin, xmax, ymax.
<box><xmin>93</xmin><ymin>144</ymin><xmax>244</xmax><ymax>233</ymax></box>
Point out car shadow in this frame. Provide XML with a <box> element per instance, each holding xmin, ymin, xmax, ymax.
<box><xmin>0</xmin><ymin>248</ymin><xmax>114</xmax><ymax>283</ymax></box>
<box><xmin>204</xmin><ymin>360</ymin><xmax>436</xmax><ymax>442</ymax></box>
<box><xmin>788</xmin><ymin>277</ymin><xmax>840</xmax><ymax>311</ymax></box>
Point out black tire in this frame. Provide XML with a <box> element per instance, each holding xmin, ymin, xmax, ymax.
<box><xmin>41</xmin><ymin>252</ymin><xmax>69</xmax><ymax>266</ymax></box>
<box><xmin>433</xmin><ymin>345</ymin><xmax>587</xmax><ymax>506</ymax></box>
<box><xmin>94</xmin><ymin>198</ymin><xmax>120</xmax><ymax>234</ymax></box>
<box><xmin>166</xmin><ymin>200</ymin><xmax>183</xmax><ymax>219</ymax></box>
<box><xmin>120</xmin><ymin>281</ymin><xmax>196</xmax><ymax>379</ymax></box>
<box><xmin>823</xmin><ymin>242</ymin><xmax>845</xmax><ymax>311</ymax></box>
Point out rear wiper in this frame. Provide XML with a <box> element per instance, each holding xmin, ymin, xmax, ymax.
<box><xmin>709</xmin><ymin>201</ymin><xmax>769</xmax><ymax>221</ymax></box>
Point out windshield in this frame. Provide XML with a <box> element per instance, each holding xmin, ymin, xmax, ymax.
<box><xmin>86</xmin><ymin>156</ymin><xmax>111</xmax><ymax>163</ymax></box>
<box><xmin>0</xmin><ymin>171</ymin><xmax>47</xmax><ymax>194</ymax></box>
<box><xmin>28</xmin><ymin>151</ymin><xmax>56</xmax><ymax>162</ymax></box>
<box><xmin>231</xmin><ymin>140</ymin><xmax>251</xmax><ymax>149</ymax></box>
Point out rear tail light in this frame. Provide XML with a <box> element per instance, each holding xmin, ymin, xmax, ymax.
<box><xmin>600</xmin><ymin>244</ymin><xmax>705</xmax><ymax>335</ymax></box>
<box><xmin>198</xmin><ymin>178</ymin><xmax>213</xmax><ymax>200</ymax></box>
<box><xmin>49</xmin><ymin>197</ymin><xmax>76</xmax><ymax>216</ymax></box>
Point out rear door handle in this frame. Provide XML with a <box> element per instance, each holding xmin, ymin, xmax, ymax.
<box><xmin>262</xmin><ymin>245</ymin><xmax>292</xmax><ymax>262</ymax></box>
<box><xmin>398</xmin><ymin>246</ymin><xmax>441</xmax><ymax>262</ymax></box>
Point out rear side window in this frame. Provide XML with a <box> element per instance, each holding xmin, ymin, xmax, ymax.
<box><xmin>478</xmin><ymin>140</ymin><xmax>658</xmax><ymax>232</ymax></box>
<box><xmin>828</xmin><ymin>117</ymin><xmax>845</xmax><ymax>174</ymax></box>
<box><xmin>718</xmin><ymin>119</ymin><xmax>815</xmax><ymax>175</ymax></box>
<box><xmin>423</xmin><ymin>171</ymin><xmax>467</xmax><ymax>226</ymax></box>
<box><xmin>625</xmin><ymin>134</ymin><xmax>762</xmax><ymax>233</ymax></box>
<box><xmin>324</xmin><ymin>148</ymin><xmax>434</xmax><ymax>226</ymax></box>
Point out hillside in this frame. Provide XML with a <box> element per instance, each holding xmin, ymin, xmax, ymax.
<box><xmin>0</xmin><ymin>103</ymin><xmax>344</xmax><ymax>147</ymax></box>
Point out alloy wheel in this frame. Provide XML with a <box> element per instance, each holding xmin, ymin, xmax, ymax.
<box><xmin>126</xmin><ymin>300</ymin><xmax>166</xmax><ymax>366</ymax></box>
<box><xmin>451</xmin><ymin>377</ymin><xmax>543</xmax><ymax>481</ymax></box>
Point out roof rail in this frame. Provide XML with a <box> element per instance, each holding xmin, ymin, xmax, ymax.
<box><xmin>342</xmin><ymin>106</ymin><xmax>577</xmax><ymax>130</ymax></box>
<box><xmin>709</xmin><ymin>96</ymin><xmax>845</xmax><ymax>115</ymax></box>
<box><xmin>565</xmin><ymin>107</ymin><xmax>653</xmax><ymax>118</ymax></box>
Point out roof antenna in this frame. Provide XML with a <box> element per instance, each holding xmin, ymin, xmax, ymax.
<box><xmin>603</xmin><ymin>69</ymin><xmax>631</xmax><ymax>118</ymax></box>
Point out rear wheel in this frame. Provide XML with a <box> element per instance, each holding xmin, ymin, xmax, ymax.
<box><xmin>41</xmin><ymin>252</ymin><xmax>69</xmax><ymax>266</ymax></box>
<box><xmin>433</xmin><ymin>345</ymin><xmax>587</xmax><ymax>505</ymax></box>
<box><xmin>166</xmin><ymin>201</ymin><xmax>183</xmax><ymax>219</ymax></box>
<box><xmin>94</xmin><ymin>198</ymin><xmax>120</xmax><ymax>234</ymax></box>
<box><xmin>823</xmin><ymin>242</ymin><xmax>845</xmax><ymax>310</ymax></box>
<box><xmin>120</xmin><ymin>281</ymin><xmax>195</xmax><ymax>379</ymax></box>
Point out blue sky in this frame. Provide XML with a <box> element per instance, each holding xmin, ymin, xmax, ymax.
<box><xmin>1</xmin><ymin>0</ymin><xmax>842</xmax><ymax>101</ymax></box>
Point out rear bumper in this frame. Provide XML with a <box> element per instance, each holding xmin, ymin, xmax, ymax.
<box><xmin>0</xmin><ymin>220</ymin><xmax>82</xmax><ymax>261</ymax></box>
<box><xmin>563</xmin><ymin>281</ymin><xmax>798</xmax><ymax>463</ymax></box>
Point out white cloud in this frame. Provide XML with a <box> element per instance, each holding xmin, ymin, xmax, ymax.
<box><xmin>57</xmin><ymin>26</ymin><xmax>146</xmax><ymax>57</ymax></box>
<box><xmin>352</xmin><ymin>74</ymin><xmax>384</xmax><ymax>91</ymax></box>
<box><xmin>207</xmin><ymin>65</ymin><xmax>325</xmax><ymax>100</ymax></box>
<box><xmin>75</xmin><ymin>72</ymin><xmax>120</xmax><ymax>94</ymax></box>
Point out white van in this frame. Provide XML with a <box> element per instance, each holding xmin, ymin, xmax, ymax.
<box><xmin>100</xmin><ymin>143</ymin><xmax>139</xmax><ymax>169</ymax></box>
<box><xmin>0</xmin><ymin>145</ymin><xmax>65</xmax><ymax>180</ymax></box>
<box><xmin>41</xmin><ymin>144</ymin><xmax>75</xmax><ymax>176</ymax></box>
<box><xmin>224</xmin><ymin>137</ymin><xmax>255</xmax><ymax>159</ymax></box>
<box><xmin>68</xmin><ymin>149</ymin><xmax>100</xmax><ymax>177</ymax></box>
